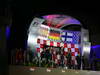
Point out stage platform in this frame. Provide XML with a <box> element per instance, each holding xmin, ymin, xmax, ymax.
<box><xmin>9</xmin><ymin>65</ymin><xmax>100</xmax><ymax>75</ymax></box>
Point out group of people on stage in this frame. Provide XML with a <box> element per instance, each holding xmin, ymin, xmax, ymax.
<box><xmin>35</xmin><ymin>46</ymin><xmax>81</xmax><ymax>69</ymax></box>
<box><xmin>10</xmin><ymin>47</ymin><xmax>100</xmax><ymax>71</ymax></box>
<box><xmin>10</xmin><ymin>47</ymin><xmax>81</xmax><ymax>69</ymax></box>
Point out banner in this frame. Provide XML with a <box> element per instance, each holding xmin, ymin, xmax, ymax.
<box><xmin>38</xmin><ymin>24</ymin><xmax>50</xmax><ymax>40</ymax></box>
<box><xmin>29</xmin><ymin>18</ymin><xmax>45</xmax><ymax>32</ymax></box>
<box><xmin>61</xmin><ymin>30</ymin><xmax>80</xmax><ymax>44</ymax></box>
<box><xmin>48</xmin><ymin>28</ymin><xmax>61</xmax><ymax>41</ymax></box>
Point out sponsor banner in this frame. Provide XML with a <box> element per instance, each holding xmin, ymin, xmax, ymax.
<box><xmin>29</xmin><ymin>18</ymin><xmax>45</xmax><ymax>32</ymax></box>
<box><xmin>38</xmin><ymin>24</ymin><xmax>50</xmax><ymax>40</ymax></box>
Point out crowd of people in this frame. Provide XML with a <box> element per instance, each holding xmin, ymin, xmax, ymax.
<box><xmin>10</xmin><ymin>46</ymin><xmax>81</xmax><ymax>69</ymax></box>
<box><xmin>10</xmin><ymin>48</ymin><xmax>33</xmax><ymax>66</ymax></box>
<box><xmin>39</xmin><ymin>46</ymin><xmax>81</xmax><ymax>69</ymax></box>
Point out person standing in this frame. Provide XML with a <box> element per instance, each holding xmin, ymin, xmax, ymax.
<box><xmin>60</xmin><ymin>47</ymin><xmax>65</xmax><ymax>68</ymax></box>
<box><xmin>45</xmin><ymin>47</ymin><xmax>51</xmax><ymax>67</ymax></box>
<box><xmin>71</xmin><ymin>56</ymin><xmax>75</xmax><ymax>69</ymax></box>
<box><xmin>57</xmin><ymin>52</ymin><xmax>61</xmax><ymax>67</ymax></box>
<box><xmin>23</xmin><ymin>50</ymin><xmax>27</xmax><ymax>65</ymax></box>
<box><xmin>76</xmin><ymin>54</ymin><xmax>81</xmax><ymax>69</ymax></box>
<box><xmin>26</xmin><ymin>50</ymin><xmax>30</xmax><ymax>65</ymax></box>
<box><xmin>92</xmin><ymin>52</ymin><xmax>97</xmax><ymax>70</ymax></box>
<box><xmin>18</xmin><ymin>48</ymin><xmax>23</xmax><ymax>65</ymax></box>
<box><xmin>52</xmin><ymin>48</ymin><xmax>57</xmax><ymax>68</ymax></box>
<box><xmin>67</xmin><ymin>50</ymin><xmax>72</xmax><ymax>69</ymax></box>
<box><xmin>11</xmin><ymin>48</ymin><xmax>16</xmax><ymax>65</ymax></box>
<box><xmin>41</xmin><ymin>48</ymin><xmax>46</xmax><ymax>67</ymax></box>
<box><xmin>48</xmin><ymin>48</ymin><xmax>52</xmax><ymax>67</ymax></box>
<box><xmin>60</xmin><ymin>51</ymin><xmax>64</xmax><ymax>68</ymax></box>
<box><xmin>15</xmin><ymin>48</ymin><xmax>19</xmax><ymax>65</ymax></box>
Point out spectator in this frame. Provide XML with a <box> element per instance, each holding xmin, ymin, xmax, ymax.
<box><xmin>23</xmin><ymin>50</ymin><xmax>27</xmax><ymax>65</ymax></box>
<box><xmin>76</xmin><ymin>54</ymin><xmax>81</xmax><ymax>69</ymax></box>
<box><xmin>92</xmin><ymin>52</ymin><xmax>97</xmax><ymax>70</ymax></box>
<box><xmin>11</xmin><ymin>48</ymin><xmax>16</xmax><ymax>65</ymax></box>
<box><xmin>18</xmin><ymin>48</ymin><xmax>23</xmax><ymax>65</ymax></box>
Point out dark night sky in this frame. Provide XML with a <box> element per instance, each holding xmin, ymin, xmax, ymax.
<box><xmin>7</xmin><ymin>1</ymin><xmax>100</xmax><ymax>49</ymax></box>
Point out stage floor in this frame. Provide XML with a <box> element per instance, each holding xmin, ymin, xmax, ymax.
<box><xmin>9</xmin><ymin>65</ymin><xmax>100</xmax><ymax>75</ymax></box>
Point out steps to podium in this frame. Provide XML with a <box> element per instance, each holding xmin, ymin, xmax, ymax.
<box><xmin>9</xmin><ymin>65</ymin><xmax>100</xmax><ymax>75</ymax></box>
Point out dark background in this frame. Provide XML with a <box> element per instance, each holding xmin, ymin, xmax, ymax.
<box><xmin>0</xmin><ymin>0</ymin><xmax>100</xmax><ymax>49</ymax></box>
<box><xmin>10</xmin><ymin>1</ymin><xmax>100</xmax><ymax>49</ymax></box>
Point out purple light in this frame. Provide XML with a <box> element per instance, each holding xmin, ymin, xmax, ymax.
<box><xmin>6</xmin><ymin>26</ymin><xmax>10</xmax><ymax>39</ymax></box>
<box><xmin>91</xmin><ymin>45</ymin><xmax>100</xmax><ymax>49</ymax></box>
<box><xmin>42</xmin><ymin>14</ymin><xmax>81</xmax><ymax>28</ymax></box>
<box><xmin>90</xmin><ymin>45</ymin><xmax>100</xmax><ymax>59</ymax></box>
<box><xmin>67</xmin><ymin>18</ymin><xmax>81</xmax><ymax>24</ymax></box>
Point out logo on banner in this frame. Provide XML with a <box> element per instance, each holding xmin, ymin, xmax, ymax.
<box><xmin>38</xmin><ymin>25</ymin><xmax>49</xmax><ymax>40</ymax></box>
<box><xmin>31</xmin><ymin>18</ymin><xmax>45</xmax><ymax>26</ymax></box>
<box><xmin>29</xmin><ymin>18</ymin><xmax>45</xmax><ymax>32</ymax></box>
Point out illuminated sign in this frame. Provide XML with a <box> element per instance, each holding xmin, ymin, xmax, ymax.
<box><xmin>38</xmin><ymin>24</ymin><xmax>49</xmax><ymax>40</ymax></box>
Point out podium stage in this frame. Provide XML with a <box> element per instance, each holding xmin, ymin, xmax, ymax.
<box><xmin>9</xmin><ymin>65</ymin><xmax>100</xmax><ymax>75</ymax></box>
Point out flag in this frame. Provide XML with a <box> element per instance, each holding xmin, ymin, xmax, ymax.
<box><xmin>61</xmin><ymin>30</ymin><xmax>80</xmax><ymax>44</ymax></box>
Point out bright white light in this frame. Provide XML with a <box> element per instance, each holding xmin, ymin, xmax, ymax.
<box><xmin>29</xmin><ymin>68</ymin><xmax>35</xmax><ymax>71</ymax></box>
<box><xmin>40</xmin><ymin>24</ymin><xmax>50</xmax><ymax>29</ymax></box>
<box><xmin>46</xmin><ymin>68</ymin><xmax>51</xmax><ymax>72</ymax></box>
<box><xmin>62</xmin><ymin>70</ymin><xmax>65</xmax><ymax>72</ymax></box>
<box><xmin>38</xmin><ymin>36</ymin><xmax>48</xmax><ymax>40</ymax></box>
<box><xmin>83</xmin><ymin>37</ymin><xmax>89</xmax><ymax>41</ymax></box>
<box><xmin>28</xmin><ymin>34</ymin><xmax>37</xmax><ymax>45</ymax></box>
<box><xmin>64</xmin><ymin>67</ymin><xmax>68</xmax><ymax>69</ymax></box>
<box><xmin>83</xmin><ymin>42</ymin><xmax>91</xmax><ymax>53</ymax></box>
<box><xmin>83</xmin><ymin>46</ymin><xmax>90</xmax><ymax>53</ymax></box>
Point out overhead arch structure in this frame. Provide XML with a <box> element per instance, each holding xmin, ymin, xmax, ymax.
<box><xmin>42</xmin><ymin>14</ymin><xmax>82</xmax><ymax>28</ymax></box>
<box><xmin>27</xmin><ymin>14</ymin><xmax>91</xmax><ymax>68</ymax></box>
